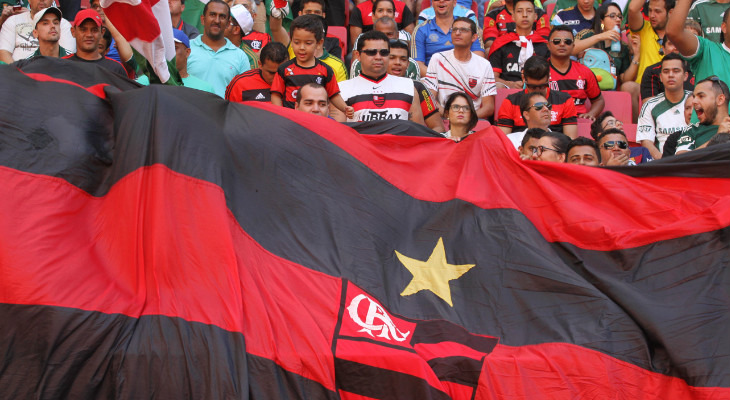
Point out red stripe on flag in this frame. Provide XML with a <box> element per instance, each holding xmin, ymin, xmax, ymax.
<box><xmin>21</xmin><ymin>72</ymin><xmax>109</xmax><ymax>99</ymax></box>
<box><xmin>0</xmin><ymin>164</ymin><xmax>340</xmax><ymax>391</ymax></box>
<box><xmin>338</xmin><ymin>389</ymin><xmax>379</xmax><ymax>400</ymax></box>
<box><xmin>104</xmin><ymin>0</ymin><xmax>161</xmax><ymax>42</ymax></box>
<box><xmin>246</xmin><ymin>102</ymin><xmax>730</xmax><ymax>251</ymax></box>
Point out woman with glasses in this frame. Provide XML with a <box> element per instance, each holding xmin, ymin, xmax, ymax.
<box><xmin>532</xmin><ymin>131</ymin><xmax>571</xmax><ymax>162</ymax></box>
<box><xmin>443</xmin><ymin>93</ymin><xmax>479</xmax><ymax>142</ymax></box>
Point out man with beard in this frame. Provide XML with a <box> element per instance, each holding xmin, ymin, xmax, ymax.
<box><xmin>188</xmin><ymin>0</ymin><xmax>250</xmax><ymax>97</ymax></box>
<box><xmin>676</xmin><ymin>76</ymin><xmax>730</xmax><ymax>153</ymax></box>
<box><xmin>628</xmin><ymin>0</ymin><xmax>675</xmax><ymax>84</ymax></box>
<box><xmin>0</xmin><ymin>0</ymin><xmax>75</xmax><ymax>62</ymax></box>
<box><xmin>63</xmin><ymin>9</ymin><xmax>126</xmax><ymax>77</ymax></box>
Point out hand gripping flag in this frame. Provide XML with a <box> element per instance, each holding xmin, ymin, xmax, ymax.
<box><xmin>1</xmin><ymin>63</ymin><xmax>730</xmax><ymax>399</ymax></box>
<box><xmin>101</xmin><ymin>0</ymin><xmax>175</xmax><ymax>82</ymax></box>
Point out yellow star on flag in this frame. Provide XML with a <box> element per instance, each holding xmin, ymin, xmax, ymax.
<box><xmin>395</xmin><ymin>237</ymin><xmax>475</xmax><ymax>307</ymax></box>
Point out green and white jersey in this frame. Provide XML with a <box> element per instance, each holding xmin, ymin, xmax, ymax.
<box><xmin>688</xmin><ymin>0</ymin><xmax>729</xmax><ymax>43</ymax></box>
<box><xmin>636</xmin><ymin>91</ymin><xmax>691</xmax><ymax>152</ymax></box>
<box><xmin>676</xmin><ymin>123</ymin><xmax>720</xmax><ymax>152</ymax></box>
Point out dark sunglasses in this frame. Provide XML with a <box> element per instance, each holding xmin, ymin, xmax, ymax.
<box><xmin>602</xmin><ymin>140</ymin><xmax>628</xmax><ymax>150</ymax></box>
<box><xmin>708</xmin><ymin>76</ymin><xmax>730</xmax><ymax>99</ymax></box>
<box><xmin>530</xmin><ymin>101</ymin><xmax>552</xmax><ymax>111</ymax></box>
<box><xmin>551</xmin><ymin>38</ymin><xmax>574</xmax><ymax>45</ymax></box>
<box><xmin>361</xmin><ymin>48</ymin><xmax>390</xmax><ymax>56</ymax></box>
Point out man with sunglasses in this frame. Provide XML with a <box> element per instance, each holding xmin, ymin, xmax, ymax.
<box><xmin>547</xmin><ymin>25</ymin><xmax>604</xmax><ymax>120</ymax></box>
<box><xmin>497</xmin><ymin>55</ymin><xmax>578</xmax><ymax>138</ymax></box>
<box><xmin>507</xmin><ymin>91</ymin><xmax>552</xmax><ymax>148</ymax></box>
<box><xmin>351</xmin><ymin>17</ymin><xmax>418</xmax><ymax>80</ymax></box>
<box><xmin>339</xmin><ymin>30</ymin><xmax>425</xmax><ymax>124</ymax></box>
<box><xmin>425</xmin><ymin>17</ymin><xmax>496</xmax><ymax>120</ymax></box>
<box><xmin>676</xmin><ymin>76</ymin><xmax>730</xmax><ymax>153</ymax></box>
<box><xmin>597</xmin><ymin>128</ymin><xmax>637</xmax><ymax>165</ymax></box>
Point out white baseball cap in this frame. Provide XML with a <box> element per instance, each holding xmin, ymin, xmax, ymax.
<box><xmin>33</xmin><ymin>7</ymin><xmax>63</xmax><ymax>29</ymax></box>
<box><xmin>230</xmin><ymin>4</ymin><xmax>254</xmax><ymax>36</ymax></box>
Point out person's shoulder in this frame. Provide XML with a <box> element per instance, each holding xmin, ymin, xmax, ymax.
<box><xmin>505</xmin><ymin>90</ymin><xmax>524</xmax><ymax>102</ymax></box>
<box><xmin>557</xmin><ymin>6</ymin><xmax>576</xmax><ymax>14</ymax></box>
<box><xmin>235</xmin><ymin>69</ymin><xmax>262</xmax><ymax>80</ymax></box>
<box><xmin>550</xmin><ymin>89</ymin><xmax>573</xmax><ymax>102</ymax></box>
<box><xmin>689</xmin><ymin>0</ymin><xmax>711</xmax><ymax>10</ymax></box>
<box><xmin>356</xmin><ymin>1</ymin><xmax>371</xmax><ymax>12</ymax></box>
<box><xmin>486</xmin><ymin>6</ymin><xmax>506</xmax><ymax>18</ymax></box>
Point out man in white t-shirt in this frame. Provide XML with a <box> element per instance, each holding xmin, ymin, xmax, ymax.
<box><xmin>424</xmin><ymin>17</ymin><xmax>496</xmax><ymax>120</ymax></box>
<box><xmin>636</xmin><ymin>53</ymin><xmax>691</xmax><ymax>159</ymax></box>
<box><xmin>0</xmin><ymin>0</ymin><xmax>74</xmax><ymax>63</ymax></box>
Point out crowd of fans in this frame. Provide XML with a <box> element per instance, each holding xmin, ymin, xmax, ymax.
<box><xmin>2</xmin><ymin>0</ymin><xmax>730</xmax><ymax>166</ymax></box>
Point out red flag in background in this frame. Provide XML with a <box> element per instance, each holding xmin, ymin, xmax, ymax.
<box><xmin>101</xmin><ymin>0</ymin><xmax>175</xmax><ymax>82</ymax></box>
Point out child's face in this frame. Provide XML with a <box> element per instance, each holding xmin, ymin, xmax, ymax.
<box><xmin>291</xmin><ymin>28</ymin><xmax>319</xmax><ymax>64</ymax></box>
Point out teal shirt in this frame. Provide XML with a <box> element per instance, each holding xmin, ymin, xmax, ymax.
<box><xmin>688</xmin><ymin>0</ymin><xmax>728</xmax><ymax>43</ymax></box>
<box><xmin>685</xmin><ymin>36</ymin><xmax>730</xmax><ymax>84</ymax></box>
<box><xmin>182</xmin><ymin>74</ymin><xmax>215</xmax><ymax>94</ymax></box>
<box><xmin>187</xmin><ymin>36</ymin><xmax>250</xmax><ymax>97</ymax></box>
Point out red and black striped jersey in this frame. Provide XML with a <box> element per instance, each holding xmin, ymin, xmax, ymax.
<box><xmin>497</xmin><ymin>89</ymin><xmax>577</xmax><ymax>132</ymax></box>
<box><xmin>242</xmin><ymin>31</ymin><xmax>271</xmax><ymax>53</ymax></box>
<box><xmin>483</xmin><ymin>6</ymin><xmax>550</xmax><ymax>43</ymax></box>
<box><xmin>270</xmin><ymin>59</ymin><xmax>339</xmax><ymax>109</ymax></box>
<box><xmin>549</xmin><ymin>60</ymin><xmax>601</xmax><ymax>115</ymax></box>
<box><xmin>339</xmin><ymin>74</ymin><xmax>414</xmax><ymax>122</ymax></box>
<box><xmin>349</xmin><ymin>0</ymin><xmax>415</xmax><ymax>32</ymax></box>
<box><xmin>225</xmin><ymin>69</ymin><xmax>271</xmax><ymax>103</ymax></box>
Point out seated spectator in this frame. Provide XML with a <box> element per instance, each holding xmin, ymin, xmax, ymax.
<box><xmin>482</xmin><ymin>0</ymin><xmax>549</xmax><ymax>54</ymax></box>
<box><xmin>350</xmin><ymin>0</ymin><xmax>415</xmax><ymax>50</ymax></box>
<box><xmin>412</xmin><ymin>0</ymin><xmax>485</xmax><ymax>76</ymax></box>
<box><xmin>590</xmin><ymin>110</ymin><xmax>622</xmax><ymax>139</ymax></box>
<box><xmin>574</xmin><ymin>2</ymin><xmax>641</xmax><ymax>120</ymax></box>
<box><xmin>63</xmin><ymin>10</ymin><xmax>127</xmax><ymax>77</ymax></box>
<box><xmin>425</xmin><ymin>17</ymin><xmax>496</xmax><ymax>119</ymax></box>
<box><xmin>687</xmin><ymin>0</ymin><xmax>727</xmax><ymax>43</ymax></box>
<box><xmin>339</xmin><ymin>30</ymin><xmax>424</xmax><ymax>123</ymax></box>
<box><xmin>640</xmin><ymin>36</ymin><xmax>695</xmax><ymax>101</ymax></box>
<box><xmin>667</xmin><ymin>0</ymin><xmax>730</xmax><ymax>86</ymax></box>
<box><xmin>637</xmin><ymin>53</ymin><xmax>691</xmax><ymax>159</ymax></box>
<box><xmin>597</xmin><ymin>128</ymin><xmax>636</xmax><ymax>165</ymax></box>
<box><xmin>295</xmin><ymin>82</ymin><xmax>330</xmax><ymax>117</ymax></box>
<box><xmin>297</xmin><ymin>0</ymin><xmax>344</xmax><ymax>59</ymax></box>
<box><xmin>0</xmin><ymin>0</ymin><xmax>75</xmax><ymax>63</ymax></box>
<box><xmin>226</xmin><ymin>4</ymin><xmax>261</xmax><ymax>68</ymax></box>
<box><xmin>628</xmin><ymin>0</ymin><xmax>674</xmax><ymax>85</ymax></box>
<box><xmin>387</xmin><ymin>39</ymin><xmax>445</xmax><ymax>131</ymax></box>
<box><xmin>226</xmin><ymin>41</ymin><xmax>288</xmax><ymax>101</ymax></box>
<box><xmin>507</xmin><ymin>91</ymin><xmax>552</xmax><ymax>148</ymax></box>
<box><xmin>661</xmin><ymin>92</ymin><xmax>695</xmax><ymax>156</ymax></box>
<box><xmin>418</xmin><ymin>2</ymin><xmax>478</xmax><ymax>26</ymax></box>
<box><xmin>517</xmin><ymin>127</ymin><xmax>545</xmax><ymax>159</ymax></box>
<box><xmin>29</xmin><ymin>7</ymin><xmax>69</xmax><ymax>58</ymax></box>
<box><xmin>188</xmin><ymin>0</ymin><xmax>250</xmax><ymax>97</ymax></box>
<box><xmin>497</xmin><ymin>55</ymin><xmax>578</xmax><ymax>137</ymax></box>
<box><xmin>443</xmin><ymin>92</ymin><xmax>479</xmax><ymax>141</ymax></box>
<box><xmin>551</xmin><ymin>0</ymin><xmax>595</xmax><ymax>37</ymax></box>
<box><xmin>487</xmin><ymin>0</ymin><xmax>548</xmax><ymax>88</ymax></box>
<box><xmin>238</xmin><ymin>0</ymin><xmax>272</xmax><ymax>52</ymax></box>
<box><xmin>676</xmin><ymin>77</ymin><xmax>730</xmax><ymax>153</ymax></box>
<box><xmin>566</xmin><ymin>136</ymin><xmax>600</xmax><ymax>165</ymax></box>
<box><xmin>170</xmin><ymin>0</ymin><xmax>200</xmax><ymax>39</ymax></box>
<box><xmin>173</xmin><ymin>28</ymin><xmax>215</xmax><ymax>93</ymax></box>
<box><xmin>548</xmin><ymin>25</ymin><xmax>604</xmax><ymax>120</ymax></box>
<box><xmin>532</xmin><ymin>131</ymin><xmax>571</xmax><ymax>162</ymax></box>
<box><xmin>351</xmin><ymin>17</ymin><xmax>417</xmax><ymax>79</ymax></box>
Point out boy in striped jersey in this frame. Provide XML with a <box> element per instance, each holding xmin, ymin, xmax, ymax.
<box><xmin>637</xmin><ymin>53</ymin><xmax>692</xmax><ymax>159</ymax></box>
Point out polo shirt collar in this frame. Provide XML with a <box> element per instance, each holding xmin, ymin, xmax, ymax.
<box><xmin>193</xmin><ymin>36</ymin><xmax>237</xmax><ymax>52</ymax></box>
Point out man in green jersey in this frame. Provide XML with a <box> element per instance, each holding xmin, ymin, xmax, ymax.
<box><xmin>687</xmin><ymin>0</ymin><xmax>730</xmax><ymax>43</ymax></box>
<box><xmin>637</xmin><ymin>53</ymin><xmax>692</xmax><ymax>159</ymax></box>
<box><xmin>676</xmin><ymin>76</ymin><xmax>730</xmax><ymax>153</ymax></box>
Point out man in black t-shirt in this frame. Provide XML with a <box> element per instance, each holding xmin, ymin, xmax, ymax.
<box><xmin>63</xmin><ymin>9</ymin><xmax>127</xmax><ymax>78</ymax></box>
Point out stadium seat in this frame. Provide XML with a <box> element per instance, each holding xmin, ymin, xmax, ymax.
<box><xmin>328</xmin><ymin>26</ymin><xmax>347</xmax><ymax>58</ymax></box>
<box><xmin>583</xmin><ymin>91</ymin><xmax>633</xmax><ymax>126</ymax></box>
<box><xmin>495</xmin><ymin>88</ymin><xmax>521</xmax><ymax>115</ymax></box>
<box><xmin>577</xmin><ymin>118</ymin><xmax>592</xmax><ymax>138</ymax></box>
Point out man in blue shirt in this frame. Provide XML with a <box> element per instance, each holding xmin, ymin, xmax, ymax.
<box><xmin>188</xmin><ymin>0</ymin><xmax>250</xmax><ymax>97</ymax></box>
<box><xmin>411</xmin><ymin>0</ymin><xmax>484</xmax><ymax>76</ymax></box>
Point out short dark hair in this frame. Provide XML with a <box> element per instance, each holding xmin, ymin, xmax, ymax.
<box><xmin>522</xmin><ymin>128</ymin><xmax>546</xmax><ymax>147</ymax></box>
<box><xmin>101</xmin><ymin>28</ymin><xmax>112</xmax><ymax>52</ymax></box>
<box><xmin>543</xmin><ymin>131</ymin><xmax>571</xmax><ymax>153</ymax></box>
<box><xmin>389</xmin><ymin>38</ymin><xmax>409</xmax><ymax>53</ymax></box>
<box><xmin>356</xmin><ymin>29</ymin><xmax>390</xmax><ymax>53</ymax></box>
<box><xmin>523</xmin><ymin>55</ymin><xmax>549</xmax><ymax>80</ymax></box>
<box><xmin>203</xmin><ymin>0</ymin><xmax>229</xmax><ymax>16</ymax></box>
<box><xmin>549</xmin><ymin>25</ymin><xmax>574</xmax><ymax>39</ymax></box>
<box><xmin>453</xmin><ymin>17</ymin><xmax>477</xmax><ymax>35</ymax></box>
<box><xmin>300</xmin><ymin>0</ymin><xmax>326</xmax><ymax>12</ymax></box>
<box><xmin>514</xmin><ymin>0</ymin><xmax>535</xmax><ymax>10</ymax></box>
<box><xmin>707</xmin><ymin>133</ymin><xmax>730</xmax><ymax>147</ymax></box>
<box><xmin>444</xmin><ymin>92</ymin><xmax>479</xmax><ymax>132</ymax></box>
<box><xmin>661</xmin><ymin>52</ymin><xmax>686</xmax><ymax>72</ymax></box>
<box><xmin>260</xmin><ymin>41</ymin><xmax>288</xmax><ymax>64</ymax></box>
<box><xmin>594</xmin><ymin>2</ymin><xmax>622</xmax><ymax>33</ymax></box>
<box><xmin>290</xmin><ymin>14</ymin><xmax>325</xmax><ymax>42</ymax></box>
<box><xmin>295</xmin><ymin>82</ymin><xmax>328</xmax><ymax>105</ymax></box>
<box><xmin>566</xmin><ymin>137</ymin><xmax>601</xmax><ymax>163</ymax></box>
<box><xmin>696</xmin><ymin>76</ymin><xmax>730</xmax><ymax>107</ymax></box>
<box><xmin>520</xmin><ymin>91</ymin><xmax>547</xmax><ymax>117</ymax></box>
<box><xmin>649</xmin><ymin>0</ymin><xmax>675</xmax><ymax>12</ymax></box>
<box><xmin>597</xmin><ymin>128</ymin><xmax>628</xmax><ymax>143</ymax></box>
<box><xmin>591</xmin><ymin>111</ymin><xmax>617</xmax><ymax>139</ymax></box>
<box><xmin>684</xmin><ymin>19</ymin><xmax>703</xmax><ymax>37</ymax></box>
<box><xmin>373</xmin><ymin>0</ymin><xmax>395</xmax><ymax>12</ymax></box>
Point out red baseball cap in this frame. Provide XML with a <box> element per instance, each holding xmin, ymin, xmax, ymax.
<box><xmin>72</xmin><ymin>9</ymin><xmax>102</xmax><ymax>27</ymax></box>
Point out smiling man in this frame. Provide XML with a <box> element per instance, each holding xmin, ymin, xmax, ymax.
<box><xmin>0</xmin><ymin>0</ymin><xmax>75</xmax><ymax>63</ymax></box>
<box><xmin>63</xmin><ymin>9</ymin><xmax>126</xmax><ymax>77</ymax></box>
<box><xmin>188</xmin><ymin>0</ymin><xmax>250</xmax><ymax>97</ymax></box>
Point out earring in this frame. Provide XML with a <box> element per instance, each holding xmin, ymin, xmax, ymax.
<box><xmin>601</xmin><ymin>23</ymin><xmax>604</xmax><ymax>31</ymax></box>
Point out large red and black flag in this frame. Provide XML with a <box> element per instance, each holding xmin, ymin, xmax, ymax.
<box><xmin>1</xmin><ymin>59</ymin><xmax>730</xmax><ymax>399</ymax></box>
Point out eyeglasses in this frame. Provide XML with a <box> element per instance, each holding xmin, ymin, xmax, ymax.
<box><xmin>452</xmin><ymin>27</ymin><xmax>472</xmax><ymax>34</ymax></box>
<box><xmin>526</xmin><ymin>82</ymin><xmax>549</xmax><ymax>90</ymax></box>
<box><xmin>450</xmin><ymin>104</ymin><xmax>470</xmax><ymax>112</ymax></box>
<box><xmin>551</xmin><ymin>38</ymin><xmax>574</xmax><ymax>45</ymax></box>
<box><xmin>532</xmin><ymin>146</ymin><xmax>562</xmax><ymax>156</ymax></box>
<box><xmin>604</xmin><ymin>12</ymin><xmax>621</xmax><ymax>19</ymax></box>
<box><xmin>361</xmin><ymin>48</ymin><xmax>390</xmax><ymax>56</ymax></box>
<box><xmin>529</xmin><ymin>101</ymin><xmax>552</xmax><ymax>111</ymax></box>
<box><xmin>602</xmin><ymin>140</ymin><xmax>629</xmax><ymax>149</ymax></box>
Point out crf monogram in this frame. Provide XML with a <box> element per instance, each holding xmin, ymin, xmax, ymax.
<box><xmin>346</xmin><ymin>294</ymin><xmax>410</xmax><ymax>342</ymax></box>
